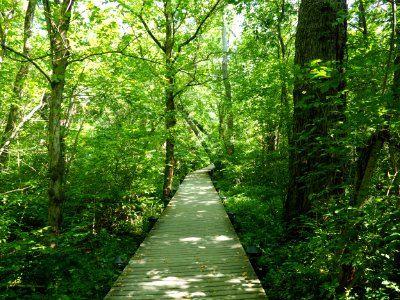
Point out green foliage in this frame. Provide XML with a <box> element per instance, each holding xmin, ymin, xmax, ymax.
<box><xmin>0</xmin><ymin>225</ymin><xmax>142</xmax><ymax>299</ymax></box>
<box><xmin>263</xmin><ymin>196</ymin><xmax>399</xmax><ymax>300</ymax></box>
<box><xmin>1</xmin><ymin>0</ymin><xmax>400</xmax><ymax>299</ymax></box>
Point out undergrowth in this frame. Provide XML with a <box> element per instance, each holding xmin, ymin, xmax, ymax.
<box><xmin>212</xmin><ymin>157</ymin><xmax>400</xmax><ymax>300</ymax></box>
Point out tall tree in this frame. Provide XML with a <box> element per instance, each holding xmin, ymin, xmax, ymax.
<box><xmin>135</xmin><ymin>0</ymin><xmax>222</xmax><ymax>198</ymax></box>
<box><xmin>285</xmin><ymin>0</ymin><xmax>347</xmax><ymax>222</ymax></box>
<box><xmin>43</xmin><ymin>0</ymin><xmax>75</xmax><ymax>233</ymax></box>
<box><xmin>276</xmin><ymin>0</ymin><xmax>291</xmax><ymax>150</ymax></box>
<box><xmin>220</xmin><ymin>10</ymin><xmax>234</xmax><ymax>156</ymax></box>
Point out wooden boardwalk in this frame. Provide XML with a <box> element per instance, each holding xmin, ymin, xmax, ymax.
<box><xmin>105</xmin><ymin>165</ymin><xmax>267</xmax><ymax>299</ymax></box>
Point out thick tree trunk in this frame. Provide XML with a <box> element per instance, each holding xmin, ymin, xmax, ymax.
<box><xmin>43</xmin><ymin>0</ymin><xmax>74</xmax><ymax>233</ymax></box>
<box><xmin>48</xmin><ymin>79</ymin><xmax>66</xmax><ymax>232</ymax></box>
<box><xmin>286</xmin><ymin>0</ymin><xmax>347</xmax><ymax>221</ymax></box>
<box><xmin>0</xmin><ymin>0</ymin><xmax>36</xmax><ymax>165</ymax></box>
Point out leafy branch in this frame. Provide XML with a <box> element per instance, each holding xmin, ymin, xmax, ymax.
<box><xmin>177</xmin><ymin>0</ymin><xmax>223</xmax><ymax>53</ymax></box>
<box><xmin>2</xmin><ymin>43</ymin><xmax>52</xmax><ymax>84</ymax></box>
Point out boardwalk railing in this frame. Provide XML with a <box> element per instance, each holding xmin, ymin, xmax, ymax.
<box><xmin>105</xmin><ymin>165</ymin><xmax>267</xmax><ymax>299</ymax></box>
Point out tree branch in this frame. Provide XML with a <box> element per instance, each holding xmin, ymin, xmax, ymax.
<box><xmin>0</xmin><ymin>98</ymin><xmax>46</xmax><ymax>159</ymax></box>
<box><xmin>138</xmin><ymin>14</ymin><xmax>165</xmax><ymax>52</ymax></box>
<box><xmin>177</xmin><ymin>0</ymin><xmax>222</xmax><ymax>53</ymax></box>
<box><xmin>2</xmin><ymin>44</ymin><xmax>52</xmax><ymax>84</ymax></box>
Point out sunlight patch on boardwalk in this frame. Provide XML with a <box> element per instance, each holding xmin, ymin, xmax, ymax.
<box><xmin>104</xmin><ymin>165</ymin><xmax>267</xmax><ymax>299</ymax></box>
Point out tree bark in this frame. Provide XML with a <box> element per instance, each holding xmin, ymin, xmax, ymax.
<box><xmin>162</xmin><ymin>1</ymin><xmax>176</xmax><ymax>198</ymax></box>
<box><xmin>392</xmin><ymin>0</ymin><xmax>400</xmax><ymax>107</ymax></box>
<box><xmin>0</xmin><ymin>20</ymin><xmax>4</xmax><ymax>69</ymax></box>
<box><xmin>286</xmin><ymin>0</ymin><xmax>347</xmax><ymax>222</ymax></box>
<box><xmin>387</xmin><ymin>0</ymin><xmax>400</xmax><ymax>200</ymax></box>
<box><xmin>352</xmin><ymin>130</ymin><xmax>388</xmax><ymax>206</ymax></box>
<box><xmin>357</xmin><ymin>0</ymin><xmax>368</xmax><ymax>38</ymax></box>
<box><xmin>43</xmin><ymin>0</ymin><xmax>74</xmax><ymax>233</ymax></box>
<box><xmin>0</xmin><ymin>8</ymin><xmax>13</xmax><ymax>70</ymax></box>
<box><xmin>277</xmin><ymin>0</ymin><xmax>290</xmax><ymax>150</ymax></box>
<box><xmin>221</xmin><ymin>12</ymin><xmax>234</xmax><ymax>156</ymax></box>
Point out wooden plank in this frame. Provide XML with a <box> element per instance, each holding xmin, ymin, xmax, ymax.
<box><xmin>105</xmin><ymin>166</ymin><xmax>267</xmax><ymax>299</ymax></box>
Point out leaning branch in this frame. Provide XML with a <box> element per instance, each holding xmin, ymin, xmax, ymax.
<box><xmin>68</xmin><ymin>49</ymin><xmax>165</xmax><ymax>67</ymax></box>
<box><xmin>177</xmin><ymin>0</ymin><xmax>222</xmax><ymax>53</ymax></box>
<box><xmin>138</xmin><ymin>15</ymin><xmax>165</xmax><ymax>52</ymax></box>
<box><xmin>2</xmin><ymin>44</ymin><xmax>52</xmax><ymax>84</ymax></box>
<box><xmin>0</xmin><ymin>98</ymin><xmax>46</xmax><ymax>159</ymax></box>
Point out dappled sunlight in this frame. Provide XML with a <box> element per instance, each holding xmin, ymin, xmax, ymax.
<box><xmin>140</xmin><ymin>277</ymin><xmax>191</xmax><ymax>288</ymax></box>
<box><xmin>105</xmin><ymin>166</ymin><xmax>267</xmax><ymax>299</ymax></box>
<box><xmin>179</xmin><ymin>237</ymin><xmax>202</xmax><ymax>242</ymax></box>
<box><xmin>214</xmin><ymin>235</ymin><xmax>232</xmax><ymax>241</ymax></box>
<box><xmin>108</xmin><ymin>270</ymin><xmax>265</xmax><ymax>298</ymax></box>
<box><xmin>165</xmin><ymin>290</ymin><xmax>207</xmax><ymax>298</ymax></box>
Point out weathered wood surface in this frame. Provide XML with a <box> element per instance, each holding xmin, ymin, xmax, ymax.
<box><xmin>105</xmin><ymin>165</ymin><xmax>267</xmax><ymax>299</ymax></box>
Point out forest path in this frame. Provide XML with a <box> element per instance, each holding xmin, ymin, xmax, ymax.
<box><xmin>104</xmin><ymin>165</ymin><xmax>267</xmax><ymax>299</ymax></box>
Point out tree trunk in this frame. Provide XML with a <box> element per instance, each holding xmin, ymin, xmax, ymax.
<box><xmin>277</xmin><ymin>0</ymin><xmax>290</xmax><ymax>150</ymax></box>
<box><xmin>357</xmin><ymin>0</ymin><xmax>368</xmax><ymax>38</ymax></box>
<box><xmin>352</xmin><ymin>130</ymin><xmax>387</xmax><ymax>206</ymax></box>
<box><xmin>48</xmin><ymin>79</ymin><xmax>66</xmax><ymax>232</ymax></box>
<box><xmin>180</xmin><ymin>105</ymin><xmax>212</xmax><ymax>157</ymax></box>
<box><xmin>43</xmin><ymin>0</ymin><xmax>74</xmax><ymax>233</ymax></box>
<box><xmin>137</xmin><ymin>0</ymin><xmax>222</xmax><ymax>198</ymax></box>
<box><xmin>286</xmin><ymin>0</ymin><xmax>347</xmax><ymax>222</ymax></box>
<box><xmin>0</xmin><ymin>24</ymin><xmax>4</xmax><ymax>70</ymax></box>
<box><xmin>162</xmin><ymin>1</ymin><xmax>176</xmax><ymax>199</ymax></box>
<box><xmin>392</xmin><ymin>0</ymin><xmax>400</xmax><ymax>107</ymax></box>
<box><xmin>221</xmin><ymin>12</ymin><xmax>234</xmax><ymax>156</ymax></box>
<box><xmin>0</xmin><ymin>0</ymin><xmax>36</xmax><ymax>165</ymax></box>
<box><xmin>0</xmin><ymin>8</ymin><xmax>11</xmax><ymax>70</ymax></box>
<box><xmin>163</xmin><ymin>80</ymin><xmax>176</xmax><ymax>198</ymax></box>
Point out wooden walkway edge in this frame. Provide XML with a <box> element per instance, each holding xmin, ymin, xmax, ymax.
<box><xmin>104</xmin><ymin>165</ymin><xmax>268</xmax><ymax>299</ymax></box>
